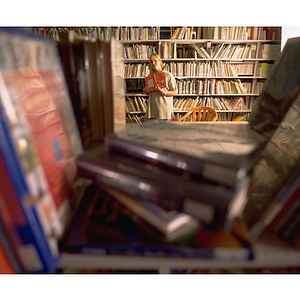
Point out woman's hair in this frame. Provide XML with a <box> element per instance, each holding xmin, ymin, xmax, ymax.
<box><xmin>149</xmin><ymin>53</ymin><xmax>166</xmax><ymax>74</ymax></box>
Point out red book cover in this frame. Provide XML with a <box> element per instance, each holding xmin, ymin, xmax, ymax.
<box><xmin>145</xmin><ymin>72</ymin><xmax>166</xmax><ymax>92</ymax></box>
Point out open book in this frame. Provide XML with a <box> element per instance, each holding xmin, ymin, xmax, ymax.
<box><xmin>145</xmin><ymin>72</ymin><xmax>166</xmax><ymax>92</ymax></box>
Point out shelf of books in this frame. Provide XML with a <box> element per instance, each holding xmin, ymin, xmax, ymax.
<box><xmin>120</xmin><ymin>26</ymin><xmax>281</xmax><ymax>123</ymax></box>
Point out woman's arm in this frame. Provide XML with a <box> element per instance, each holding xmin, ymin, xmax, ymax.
<box><xmin>154</xmin><ymin>84</ymin><xmax>177</xmax><ymax>97</ymax></box>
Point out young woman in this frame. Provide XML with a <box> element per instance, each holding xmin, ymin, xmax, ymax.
<box><xmin>143</xmin><ymin>54</ymin><xmax>177</xmax><ymax>121</ymax></box>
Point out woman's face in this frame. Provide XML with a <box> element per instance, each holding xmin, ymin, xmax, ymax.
<box><xmin>150</xmin><ymin>57</ymin><xmax>162</xmax><ymax>72</ymax></box>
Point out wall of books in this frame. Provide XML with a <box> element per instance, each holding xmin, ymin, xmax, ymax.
<box><xmin>33</xmin><ymin>26</ymin><xmax>281</xmax><ymax>123</ymax></box>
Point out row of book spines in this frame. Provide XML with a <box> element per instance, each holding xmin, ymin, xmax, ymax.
<box><xmin>35</xmin><ymin>27</ymin><xmax>159</xmax><ymax>42</ymax></box>
<box><xmin>165</xmin><ymin>62</ymin><xmax>254</xmax><ymax>77</ymax></box>
<box><xmin>124</xmin><ymin>96</ymin><xmax>253</xmax><ymax>113</ymax></box>
<box><xmin>161</xmin><ymin>44</ymin><xmax>252</xmax><ymax>60</ymax></box>
<box><xmin>172</xmin><ymin>111</ymin><xmax>250</xmax><ymax>122</ymax></box>
<box><xmin>124</xmin><ymin>62</ymin><xmax>254</xmax><ymax>78</ymax></box>
<box><xmin>124</xmin><ymin>44</ymin><xmax>280</xmax><ymax>61</ymax></box>
<box><xmin>258</xmin><ymin>44</ymin><xmax>281</xmax><ymax>60</ymax></box>
<box><xmin>123</xmin><ymin>45</ymin><xmax>157</xmax><ymax>59</ymax></box>
<box><xmin>35</xmin><ymin>26</ymin><xmax>281</xmax><ymax>42</ymax></box>
<box><xmin>173</xmin><ymin>97</ymin><xmax>249</xmax><ymax>111</ymax></box>
<box><xmin>256</xmin><ymin>63</ymin><xmax>274</xmax><ymax>77</ymax></box>
<box><xmin>125</xmin><ymin>96</ymin><xmax>147</xmax><ymax>113</ymax></box>
<box><xmin>176</xmin><ymin>78</ymin><xmax>248</xmax><ymax>95</ymax></box>
<box><xmin>126</xmin><ymin>114</ymin><xmax>145</xmax><ymax>124</ymax></box>
<box><xmin>171</xmin><ymin>27</ymin><xmax>281</xmax><ymax>41</ymax></box>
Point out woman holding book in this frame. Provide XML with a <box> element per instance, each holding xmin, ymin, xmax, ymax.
<box><xmin>143</xmin><ymin>54</ymin><xmax>177</xmax><ymax>121</ymax></box>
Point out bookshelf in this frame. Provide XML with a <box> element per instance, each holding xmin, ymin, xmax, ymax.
<box><xmin>57</xmin><ymin>232</ymin><xmax>300</xmax><ymax>273</ymax></box>
<box><xmin>120</xmin><ymin>26</ymin><xmax>281</xmax><ymax>123</ymax></box>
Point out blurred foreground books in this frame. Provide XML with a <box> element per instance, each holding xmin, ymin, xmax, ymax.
<box><xmin>0</xmin><ymin>28</ymin><xmax>83</xmax><ymax>273</ymax></box>
<box><xmin>59</xmin><ymin>183</ymin><xmax>254</xmax><ymax>260</ymax></box>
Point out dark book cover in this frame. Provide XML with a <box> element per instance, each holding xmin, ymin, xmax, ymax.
<box><xmin>76</xmin><ymin>144</ymin><xmax>250</xmax><ymax>231</ymax></box>
<box><xmin>59</xmin><ymin>183</ymin><xmax>254</xmax><ymax>260</ymax></box>
<box><xmin>249</xmin><ymin>36</ymin><xmax>300</xmax><ymax>138</ymax></box>
<box><xmin>106</xmin><ymin>121</ymin><xmax>267</xmax><ymax>188</ymax></box>
<box><xmin>243</xmin><ymin>91</ymin><xmax>300</xmax><ymax>240</ymax></box>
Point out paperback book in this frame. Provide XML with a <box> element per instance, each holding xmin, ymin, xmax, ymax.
<box><xmin>59</xmin><ymin>183</ymin><xmax>254</xmax><ymax>260</ymax></box>
<box><xmin>145</xmin><ymin>72</ymin><xmax>166</xmax><ymax>92</ymax></box>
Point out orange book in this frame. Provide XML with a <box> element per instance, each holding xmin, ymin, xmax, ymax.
<box><xmin>145</xmin><ymin>72</ymin><xmax>166</xmax><ymax>92</ymax></box>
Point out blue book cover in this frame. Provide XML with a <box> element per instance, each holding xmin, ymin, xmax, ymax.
<box><xmin>0</xmin><ymin>28</ymin><xmax>82</xmax><ymax>272</ymax></box>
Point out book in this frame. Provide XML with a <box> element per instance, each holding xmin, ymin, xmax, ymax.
<box><xmin>247</xmin><ymin>163</ymin><xmax>300</xmax><ymax>242</ymax></box>
<box><xmin>0</xmin><ymin>220</ymin><xmax>20</xmax><ymax>273</ymax></box>
<box><xmin>59</xmin><ymin>183</ymin><xmax>254</xmax><ymax>260</ymax></box>
<box><xmin>106</xmin><ymin>121</ymin><xmax>267</xmax><ymax>189</ymax></box>
<box><xmin>249</xmin><ymin>36</ymin><xmax>300</xmax><ymax>139</ymax></box>
<box><xmin>0</xmin><ymin>234</ymin><xmax>15</xmax><ymax>273</ymax></box>
<box><xmin>76</xmin><ymin>144</ymin><xmax>251</xmax><ymax>231</ymax></box>
<box><xmin>243</xmin><ymin>89</ymin><xmax>300</xmax><ymax>241</ymax></box>
<box><xmin>100</xmin><ymin>185</ymin><xmax>200</xmax><ymax>242</ymax></box>
<box><xmin>0</xmin><ymin>28</ymin><xmax>83</xmax><ymax>272</ymax></box>
<box><xmin>145</xmin><ymin>72</ymin><xmax>166</xmax><ymax>92</ymax></box>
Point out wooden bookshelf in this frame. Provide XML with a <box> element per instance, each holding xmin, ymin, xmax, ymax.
<box><xmin>120</xmin><ymin>26</ymin><xmax>281</xmax><ymax>123</ymax></box>
<box><xmin>33</xmin><ymin>26</ymin><xmax>281</xmax><ymax>123</ymax></box>
<box><xmin>58</xmin><ymin>232</ymin><xmax>300</xmax><ymax>273</ymax></box>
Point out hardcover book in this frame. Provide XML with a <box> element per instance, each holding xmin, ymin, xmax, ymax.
<box><xmin>243</xmin><ymin>89</ymin><xmax>300</xmax><ymax>242</ymax></box>
<box><xmin>106</xmin><ymin>121</ymin><xmax>267</xmax><ymax>188</ymax></box>
<box><xmin>0</xmin><ymin>28</ymin><xmax>83</xmax><ymax>272</ymax></box>
<box><xmin>249</xmin><ymin>36</ymin><xmax>300</xmax><ymax>139</ymax></box>
<box><xmin>76</xmin><ymin>144</ymin><xmax>251</xmax><ymax>231</ymax></box>
<box><xmin>59</xmin><ymin>183</ymin><xmax>254</xmax><ymax>260</ymax></box>
<box><xmin>145</xmin><ymin>72</ymin><xmax>166</xmax><ymax>92</ymax></box>
<box><xmin>100</xmin><ymin>185</ymin><xmax>200</xmax><ymax>243</ymax></box>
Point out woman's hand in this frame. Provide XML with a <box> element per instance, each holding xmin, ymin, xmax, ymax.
<box><xmin>154</xmin><ymin>84</ymin><xmax>165</xmax><ymax>96</ymax></box>
<box><xmin>143</xmin><ymin>86</ymin><xmax>149</xmax><ymax>94</ymax></box>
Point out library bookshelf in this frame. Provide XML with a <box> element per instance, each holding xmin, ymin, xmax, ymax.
<box><xmin>33</xmin><ymin>26</ymin><xmax>282</xmax><ymax>123</ymax></box>
<box><xmin>58</xmin><ymin>232</ymin><xmax>300</xmax><ymax>273</ymax></box>
<box><xmin>120</xmin><ymin>26</ymin><xmax>281</xmax><ymax>123</ymax></box>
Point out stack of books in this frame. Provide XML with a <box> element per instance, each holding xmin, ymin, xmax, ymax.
<box><xmin>59</xmin><ymin>36</ymin><xmax>300</xmax><ymax>263</ymax></box>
